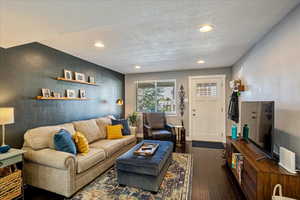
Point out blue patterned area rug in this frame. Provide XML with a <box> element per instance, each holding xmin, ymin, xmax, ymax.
<box><xmin>70</xmin><ymin>153</ymin><xmax>192</xmax><ymax>200</ymax></box>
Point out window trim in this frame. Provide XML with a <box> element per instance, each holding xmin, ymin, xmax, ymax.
<box><xmin>135</xmin><ymin>79</ymin><xmax>177</xmax><ymax>116</ymax></box>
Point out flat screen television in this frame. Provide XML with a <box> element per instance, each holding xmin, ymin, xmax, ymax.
<box><xmin>241</xmin><ymin>101</ymin><xmax>275</xmax><ymax>157</ymax></box>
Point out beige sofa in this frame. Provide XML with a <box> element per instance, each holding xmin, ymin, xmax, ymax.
<box><xmin>22</xmin><ymin>117</ymin><xmax>136</xmax><ymax>197</ymax></box>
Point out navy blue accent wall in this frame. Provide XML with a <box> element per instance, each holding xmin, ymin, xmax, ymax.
<box><xmin>0</xmin><ymin>43</ymin><xmax>124</xmax><ymax>147</ymax></box>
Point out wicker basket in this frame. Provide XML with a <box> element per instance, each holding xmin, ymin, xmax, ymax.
<box><xmin>0</xmin><ymin>170</ymin><xmax>22</xmax><ymax>200</ymax></box>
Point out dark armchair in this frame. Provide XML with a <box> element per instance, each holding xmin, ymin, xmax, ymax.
<box><xmin>143</xmin><ymin>112</ymin><xmax>176</xmax><ymax>151</ymax></box>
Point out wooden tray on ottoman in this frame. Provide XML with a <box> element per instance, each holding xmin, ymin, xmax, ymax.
<box><xmin>134</xmin><ymin>143</ymin><xmax>159</xmax><ymax>156</ymax></box>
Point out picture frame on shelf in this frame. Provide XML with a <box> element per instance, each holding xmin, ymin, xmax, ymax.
<box><xmin>42</xmin><ymin>88</ymin><xmax>51</xmax><ymax>98</ymax></box>
<box><xmin>66</xmin><ymin>89</ymin><xmax>76</xmax><ymax>98</ymax></box>
<box><xmin>88</xmin><ymin>76</ymin><xmax>95</xmax><ymax>83</ymax></box>
<box><xmin>79</xmin><ymin>89</ymin><xmax>86</xmax><ymax>98</ymax></box>
<box><xmin>75</xmin><ymin>72</ymin><xmax>85</xmax><ymax>82</ymax></box>
<box><xmin>64</xmin><ymin>70</ymin><xmax>73</xmax><ymax>80</ymax></box>
<box><xmin>53</xmin><ymin>92</ymin><xmax>61</xmax><ymax>98</ymax></box>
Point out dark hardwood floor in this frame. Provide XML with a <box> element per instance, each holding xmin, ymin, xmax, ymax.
<box><xmin>25</xmin><ymin>142</ymin><xmax>245</xmax><ymax>200</ymax></box>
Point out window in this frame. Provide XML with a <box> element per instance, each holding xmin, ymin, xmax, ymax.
<box><xmin>136</xmin><ymin>80</ymin><xmax>176</xmax><ymax>115</ymax></box>
<box><xmin>196</xmin><ymin>83</ymin><xmax>217</xmax><ymax>97</ymax></box>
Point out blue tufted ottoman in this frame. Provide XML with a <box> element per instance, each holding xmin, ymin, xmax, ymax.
<box><xmin>116</xmin><ymin>140</ymin><xmax>173</xmax><ymax>192</ymax></box>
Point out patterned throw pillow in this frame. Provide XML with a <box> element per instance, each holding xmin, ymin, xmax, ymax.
<box><xmin>106</xmin><ymin>124</ymin><xmax>123</xmax><ymax>139</ymax></box>
<box><xmin>54</xmin><ymin>129</ymin><xmax>77</xmax><ymax>155</ymax></box>
<box><xmin>73</xmin><ymin>131</ymin><xmax>90</xmax><ymax>155</ymax></box>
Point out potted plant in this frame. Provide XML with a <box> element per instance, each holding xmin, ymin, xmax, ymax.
<box><xmin>127</xmin><ymin>112</ymin><xmax>138</xmax><ymax>127</ymax></box>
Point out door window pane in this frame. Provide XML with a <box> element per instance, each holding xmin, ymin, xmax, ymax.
<box><xmin>197</xmin><ymin>83</ymin><xmax>217</xmax><ymax>97</ymax></box>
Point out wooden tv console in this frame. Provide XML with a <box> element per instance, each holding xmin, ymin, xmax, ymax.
<box><xmin>226</xmin><ymin>136</ymin><xmax>300</xmax><ymax>200</ymax></box>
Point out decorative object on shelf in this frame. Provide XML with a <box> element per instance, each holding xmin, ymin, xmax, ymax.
<box><xmin>116</xmin><ymin>98</ymin><xmax>124</xmax><ymax>105</ymax></box>
<box><xmin>52</xmin><ymin>92</ymin><xmax>61</xmax><ymax>98</ymax></box>
<box><xmin>75</xmin><ymin>72</ymin><xmax>85</xmax><ymax>82</ymax></box>
<box><xmin>242</xmin><ymin>124</ymin><xmax>249</xmax><ymax>140</ymax></box>
<box><xmin>42</xmin><ymin>88</ymin><xmax>51</xmax><ymax>98</ymax></box>
<box><xmin>88</xmin><ymin>76</ymin><xmax>95</xmax><ymax>84</ymax></box>
<box><xmin>229</xmin><ymin>79</ymin><xmax>245</xmax><ymax>92</ymax></box>
<box><xmin>79</xmin><ymin>89</ymin><xmax>86</xmax><ymax>99</ymax></box>
<box><xmin>64</xmin><ymin>69</ymin><xmax>73</xmax><ymax>80</ymax></box>
<box><xmin>231</xmin><ymin>124</ymin><xmax>238</xmax><ymax>140</ymax></box>
<box><xmin>0</xmin><ymin>107</ymin><xmax>14</xmax><ymax>147</ymax></box>
<box><xmin>66</xmin><ymin>89</ymin><xmax>76</xmax><ymax>98</ymax></box>
<box><xmin>128</xmin><ymin>112</ymin><xmax>138</xmax><ymax>127</ymax></box>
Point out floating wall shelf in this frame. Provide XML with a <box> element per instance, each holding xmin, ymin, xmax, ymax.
<box><xmin>36</xmin><ymin>96</ymin><xmax>90</xmax><ymax>101</ymax></box>
<box><xmin>56</xmin><ymin>77</ymin><xmax>98</xmax><ymax>86</ymax></box>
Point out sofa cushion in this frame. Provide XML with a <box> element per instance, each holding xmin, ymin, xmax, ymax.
<box><xmin>54</xmin><ymin>129</ymin><xmax>77</xmax><ymax>155</ymax></box>
<box><xmin>121</xmin><ymin>135</ymin><xmax>137</xmax><ymax>146</ymax></box>
<box><xmin>145</xmin><ymin>113</ymin><xmax>165</xmax><ymax>129</ymax></box>
<box><xmin>61</xmin><ymin>123</ymin><xmax>76</xmax><ymax>135</ymax></box>
<box><xmin>73</xmin><ymin>119</ymin><xmax>102</xmax><ymax>143</ymax></box>
<box><xmin>152</xmin><ymin>130</ymin><xmax>172</xmax><ymax>140</ymax></box>
<box><xmin>95</xmin><ymin>117</ymin><xmax>111</xmax><ymax>139</ymax></box>
<box><xmin>24</xmin><ymin>125</ymin><xmax>62</xmax><ymax>150</ymax></box>
<box><xmin>24</xmin><ymin>123</ymin><xmax>77</xmax><ymax>150</ymax></box>
<box><xmin>76</xmin><ymin>148</ymin><xmax>106</xmax><ymax>173</ymax></box>
<box><xmin>90</xmin><ymin>139</ymin><xmax>125</xmax><ymax>157</ymax></box>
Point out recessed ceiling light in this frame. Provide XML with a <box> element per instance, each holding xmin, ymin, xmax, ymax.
<box><xmin>135</xmin><ymin>65</ymin><xmax>141</xmax><ymax>69</ymax></box>
<box><xmin>199</xmin><ymin>24</ymin><xmax>214</xmax><ymax>32</ymax></box>
<box><xmin>94</xmin><ymin>42</ymin><xmax>105</xmax><ymax>48</ymax></box>
<box><xmin>197</xmin><ymin>60</ymin><xmax>205</xmax><ymax>64</ymax></box>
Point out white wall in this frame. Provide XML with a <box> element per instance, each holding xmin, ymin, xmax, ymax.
<box><xmin>233</xmin><ymin>5</ymin><xmax>300</xmax><ymax>167</ymax></box>
<box><xmin>125</xmin><ymin>67</ymin><xmax>232</xmax><ymax>139</ymax></box>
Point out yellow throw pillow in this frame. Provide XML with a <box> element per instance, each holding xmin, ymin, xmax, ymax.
<box><xmin>73</xmin><ymin>131</ymin><xmax>90</xmax><ymax>154</ymax></box>
<box><xmin>107</xmin><ymin>124</ymin><xmax>123</xmax><ymax>139</ymax></box>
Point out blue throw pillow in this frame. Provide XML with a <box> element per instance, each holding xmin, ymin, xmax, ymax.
<box><xmin>54</xmin><ymin>129</ymin><xmax>77</xmax><ymax>155</ymax></box>
<box><xmin>111</xmin><ymin>119</ymin><xmax>131</xmax><ymax>136</ymax></box>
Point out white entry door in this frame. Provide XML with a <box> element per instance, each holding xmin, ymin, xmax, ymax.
<box><xmin>189</xmin><ymin>76</ymin><xmax>226</xmax><ymax>142</ymax></box>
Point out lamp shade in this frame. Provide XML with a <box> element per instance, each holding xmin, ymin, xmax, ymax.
<box><xmin>0</xmin><ymin>107</ymin><xmax>15</xmax><ymax>125</ymax></box>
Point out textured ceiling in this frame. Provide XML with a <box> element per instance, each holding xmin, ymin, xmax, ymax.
<box><xmin>1</xmin><ymin>0</ymin><xmax>299</xmax><ymax>74</ymax></box>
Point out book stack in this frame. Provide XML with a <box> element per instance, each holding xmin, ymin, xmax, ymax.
<box><xmin>232</xmin><ymin>153</ymin><xmax>244</xmax><ymax>183</ymax></box>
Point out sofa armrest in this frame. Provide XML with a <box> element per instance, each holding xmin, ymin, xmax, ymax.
<box><xmin>23</xmin><ymin>147</ymin><xmax>76</xmax><ymax>170</ymax></box>
<box><xmin>143</xmin><ymin>124</ymin><xmax>152</xmax><ymax>138</ymax></box>
<box><xmin>166</xmin><ymin>124</ymin><xmax>176</xmax><ymax>135</ymax></box>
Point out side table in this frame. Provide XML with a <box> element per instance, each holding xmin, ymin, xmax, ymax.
<box><xmin>0</xmin><ymin>148</ymin><xmax>26</xmax><ymax>200</ymax></box>
<box><xmin>173</xmin><ymin>125</ymin><xmax>186</xmax><ymax>147</ymax></box>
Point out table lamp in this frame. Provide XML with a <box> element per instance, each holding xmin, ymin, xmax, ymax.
<box><xmin>0</xmin><ymin>107</ymin><xmax>14</xmax><ymax>146</ymax></box>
